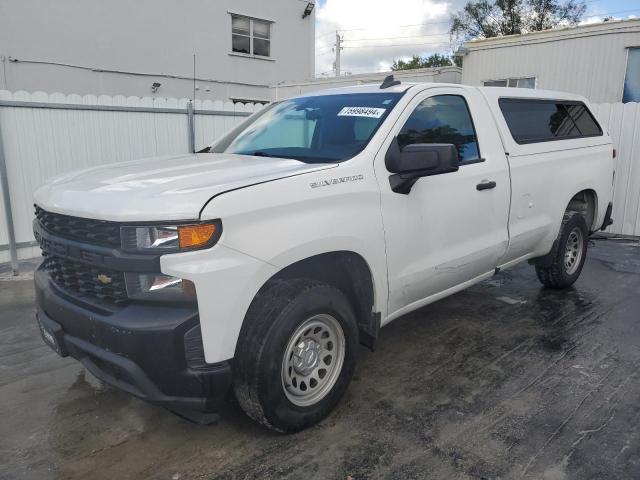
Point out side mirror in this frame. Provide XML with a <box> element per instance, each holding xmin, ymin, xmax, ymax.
<box><xmin>385</xmin><ymin>138</ymin><xmax>460</xmax><ymax>194</ymax></box>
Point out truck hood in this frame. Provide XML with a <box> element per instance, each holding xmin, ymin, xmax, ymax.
<box><xmin>34</xmin><ymin>153</ymin><xmax>336</xmax><ymax>221</ymax></box>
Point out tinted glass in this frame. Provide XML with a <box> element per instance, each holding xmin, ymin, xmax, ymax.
<box><xmin>517</xmin><ymin>77</ymin><xmax>535</xmax><ymax>89</ymax></box>
<box><xmin>212</xmin><ymin>93</ymin><xmax>403</xmax><ymax>163</ymax></box>
<box><xmin>499</xmin><ymin>99</ymin><xmax>602</xmax><ymax>144</ymax></box>
<box><xmin>565</xmin><ymin>104</ymin><xmax>602</xmax><ymax>136</ymax></box>
<box><xmin>253</xmin><ymin>20</ymin><xmax>270</xmax><ymax>39</ymax></box>
<box><xmin>253</xmin><ymin>38</ymin><xmax>270</xmax><ymax>56</ymax></box>
<box><xmin>623</xmin><ymin>47</ymin><xmax>640</xmax><ymax>103</ymax></box>
<box><xmin>397</xmin><ymin>95</ymin><xmax>480</xmax><ymax>163</ymax></box>
<box><xmin>232</xmin><ymin>16</ymin><xmax>250</xmax><ymax>35</ymax></box>
<box><xmin>232</xmin><ymin>35</ymin><xmax>250</xmax><ymax>54</ymax></box>
<box><xmin>484</xmin><ymin>80</ymin><xmax>507</xmax><ymax>87</ymax></box>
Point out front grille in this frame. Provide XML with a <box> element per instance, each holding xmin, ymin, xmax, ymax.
<box><xmin>43</xmin><ymin>255</ymin><xmax>128</xmax><ymax>304</ymax></box>
<box><xmin>35</xmin><ymin>206</ymin><xmax>121</xmax><ymax>248</ymax></box>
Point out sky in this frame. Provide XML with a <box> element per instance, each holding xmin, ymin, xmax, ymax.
<box><xmin>314</xmin><ymin>0</ymin><xmax>640</xmax><ymax>76</ymax></box>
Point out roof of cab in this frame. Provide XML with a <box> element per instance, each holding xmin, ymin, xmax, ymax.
<box><xmin>293</xmin><ymin>82</ymin><xmax>590</xmax><ymax>104</ymax></box>
<box><xmin>296</xmin><ymin>82</ymin><xmax>466</xmax><ymax>97</ymax></box>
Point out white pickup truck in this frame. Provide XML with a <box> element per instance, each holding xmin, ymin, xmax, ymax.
<box><xmin>33</xmin><ymin>79</ymin><xmax>614</xmax><ymax>432</ymax></box>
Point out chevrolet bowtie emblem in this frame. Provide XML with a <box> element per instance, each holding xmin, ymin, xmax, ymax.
<box><xmin>96</xmin><ymin>274</ymin><xmax>113</xmax><ymax>285</ymax></box>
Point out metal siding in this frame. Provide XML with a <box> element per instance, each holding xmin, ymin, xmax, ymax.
<box><xmin>592</xmin><ymin>102</ymin><xmax>640</xmax><ymax>236</ymax></box>
<box><xmin>0</xmin><ymin>90</ymin><xmax>260</xmax><ymax>262</ymax></box>
<box><xmin>462</xmin><ymin>21</ymin><xmax>640</xmax><ymax>103</ymax></box>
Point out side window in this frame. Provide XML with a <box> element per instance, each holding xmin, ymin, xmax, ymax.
<box><xmin>499</xmin><ymin>99</ymin><xmax>602</xmax><ymax>144</ymax></box>
<box><xmin>564</xmin><ymin>103</ymin><xmax>602</xmax><ymax>136</ymax></box>
<box><xmin>397</xmin><ymin>95</ymin><xmax>481</xmax><ymax>164</ymax></box>
<box><xmin>353</xmin><ymin>117</ymin><xmax>379</xmax><ymax>142</ymax></box>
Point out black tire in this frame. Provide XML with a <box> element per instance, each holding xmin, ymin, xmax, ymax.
<box><xmin>233</xmin><ymin>278</ymin><xmax>358</xmax><ymax>432</ymax></box>
<box><xmin>535</xmin><ymin>211</ymin><xmax>589</xmax><ymax>289</ymax></box>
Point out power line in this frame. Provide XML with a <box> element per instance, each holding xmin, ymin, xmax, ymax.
<box><xmin>336</xmin><ymin>19</ymin><xmax>452</xmax><ymax>33</ymax></box>
<box><xmin>316</xmin><ymin>1</ymin><xmax>630</xmax><ymax>40</ymax></box>
<box><xmin>316</xmin><ymin>5</ymin><xmax>640</xmax><ymax>57</ymax></box>
<box><xmin>315</xmin><ymin>30</ymin><xmax>337</xmax><ymax>39</ymax></box>
<box><xmin>342</xmin><ymin>31</ymin><xmax>451</xmax><ymax>42</ymax></box>
<box><xmin>342</xmin><ymin>41</ymin><xmax>453</xmax><ymax>49</ymax></box>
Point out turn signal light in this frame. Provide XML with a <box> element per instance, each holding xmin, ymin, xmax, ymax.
<box><xmin>178</xmin><ymin>223</ymin><xmax>217</xmax><ymax>249</ymax></box>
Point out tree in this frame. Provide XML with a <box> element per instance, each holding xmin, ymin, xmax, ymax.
<box><xmin>450</xmin><ymin>0</ymin><xmax>586</xmax><ymax>40</ymax></box>
<box><xmin>391</xmin><ymin>53</ymin><xmax>454</xmax><ymax>71</ymax></box>
<box><xmin>528</xmin><ymin>0</ymin><xmax>586</xmax><ymax>31</ymax></box>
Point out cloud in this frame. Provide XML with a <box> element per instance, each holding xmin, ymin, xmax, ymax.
<box><xmin>315</xmin><ymin>0</ymin><xmax>465</xmax><ymax>76</ymax></box>
<box><xmin>580</xmin><ymin>13</ymin><xmax>639</xmax><ymax>25</ymax></box>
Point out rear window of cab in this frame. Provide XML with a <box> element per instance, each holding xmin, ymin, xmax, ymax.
<box><xmin>499</xmin><ymin>98</ymin><xmax>603</xmax><ymax>145</ymax></box>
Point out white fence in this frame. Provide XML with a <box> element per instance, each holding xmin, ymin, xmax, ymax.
<box><xmin>591</xmin><ymin>103</ymin><xmax>640</xmax><ymax>237</ymax></box>
<box><xmin>0</xmin><ymin>90</ymin><xmax>262</xmax><ymax>264</ymax></box>
<box><xmin>0</xmin><ymin>94</ymin><xmax>638</xmax><ymax>265</ymax></box>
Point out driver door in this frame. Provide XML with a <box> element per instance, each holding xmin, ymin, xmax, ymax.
<box><xmin>375</xmin><ymin>87</ymin><xmax>510</xmax><ymax>318</ymax></box>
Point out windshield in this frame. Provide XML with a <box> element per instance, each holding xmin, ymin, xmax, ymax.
<box><xmin>210</xmin><ymin>93</ymin><xmax>403</xmax><ymax>163</ymax></box>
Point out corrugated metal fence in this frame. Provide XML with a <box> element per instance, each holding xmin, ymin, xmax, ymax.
<box><xmin>0</xmin><ymin>90</ymin><xmax>261</xmax><ymax>265</ymax></box>
<box><xmin>0</xmin><ymin>93</ymin><xmax>638</xmax><ymax>266</ymax></box>
<box><xmin>591</xmin><ymin>103</ymin><xmax>640</xmax><ymax>238</ymax></box>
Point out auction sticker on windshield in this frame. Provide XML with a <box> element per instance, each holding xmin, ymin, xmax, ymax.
<box><xmin>337</xmin><ymin>107</ymin><xmax>386</xmax><ymax>118</ymax></box>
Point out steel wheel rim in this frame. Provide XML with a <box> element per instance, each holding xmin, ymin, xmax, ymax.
<box><xmin>281</xmin><ymin>313</ymin><xmax>345</xmax><ymax>407</ymax></box>
<box><xmin>564</xmin><ymin>227</ymin><xmax>584</xmax><ymax>275</ymax></box>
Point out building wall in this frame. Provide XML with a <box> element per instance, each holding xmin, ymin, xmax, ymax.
<box><xmin>270</xmin><ymin>66</ymin><xmax>462</xmax><ymax>100</ymax></box>
<box><xmin>0</xmin><ymin>0</ymin><xmax>315</xmax><ymax>103</ymax></box>
<box><xmin>460</xmin><ymin>20</ymin><xmax>640</xmax><ymax>103</ymax></box>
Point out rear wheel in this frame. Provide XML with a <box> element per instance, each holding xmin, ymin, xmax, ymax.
<box><xmin>535</xmin><ymin>212</ymin><xmax>589</xmax><ymax>289</ymax></box>
<box><xmin>233</xmin><ymin>279</ymin><xmax>358</xmax><ymax>432</ymax></box>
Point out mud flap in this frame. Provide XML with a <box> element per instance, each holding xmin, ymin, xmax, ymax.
<box><xmin>359</xmin><ymin>312</ymin><xmax>381</xmax><ymax>351</ymax></box>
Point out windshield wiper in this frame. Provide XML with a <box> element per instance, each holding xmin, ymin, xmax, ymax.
<box><xmin>251</xmin><ymin>151</ymin><xmax>277</xmax><ymax>157</ymax></box>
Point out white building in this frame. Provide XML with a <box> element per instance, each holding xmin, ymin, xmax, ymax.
<box><xmin>458</xmin><ymin>19</ymin><xmax>640</xmax><ymax>103</ymax></box>
<box><xmin>0</xmin><ymin>0</ymin><xmax>316</xmax><ymax>103</ymax></box>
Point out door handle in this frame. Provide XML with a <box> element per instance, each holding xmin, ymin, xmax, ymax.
<box><xmin>476</xmin><ymin>180</ymin><xmax>496</xmax><ymax>191</ymax></box>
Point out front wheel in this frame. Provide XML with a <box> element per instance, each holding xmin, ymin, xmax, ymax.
<box><xmin>535</xmin><ymin>212</ymin><xmax>589</xmax><ymax>289</ymax></box>
<box><xmin>233</xmin><ymin>279</ymin><xmax>358</xmax><ymax>432</ymax></box>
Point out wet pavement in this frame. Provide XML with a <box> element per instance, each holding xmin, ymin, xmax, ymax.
<box><xmin>1</xmin><ymin>238</ymin><xmax>639</xmax><ymax>480</ymax></box>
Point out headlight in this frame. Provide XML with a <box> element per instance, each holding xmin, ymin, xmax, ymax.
<box><xmin>121</xmin><ymin>220</ymin><xmax>221</xmax><ymax>253</ymax></box>
<box><xmin>125</xmin><ymin>272</ymin><xmax>197</xmax><ymax>302</ymax></box>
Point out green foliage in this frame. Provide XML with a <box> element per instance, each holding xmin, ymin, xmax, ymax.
<box><xmin>450</xmin><ymin>0</ymin><xmax>586</xmax><ymax>40</ymax></box>
<box><xmin>391</xmin><ymin>53</ymin><xmax>454</xmax><ymax>71</ymax></box>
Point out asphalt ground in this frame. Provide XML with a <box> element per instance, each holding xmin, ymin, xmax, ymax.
<box><xmin>1</xmin><ymin>238</ymin><xmax>639</xmax><ymax>479</ymax></box>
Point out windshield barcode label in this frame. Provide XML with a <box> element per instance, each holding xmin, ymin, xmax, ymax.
<box><xmin>337</xmin><ymin>107</ymin><xmax>386</xmax><ymax>118</ymax></box>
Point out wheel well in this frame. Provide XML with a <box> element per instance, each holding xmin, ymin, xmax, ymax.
<box><xmin>567</xmin><ymin>189</ymin><xmax>597</xmax><ymax>232</ymax></box>
<box><xmin>261</xmin><ymin>251</ymin><xmax>379</xmax><ymax>349</ymax></box>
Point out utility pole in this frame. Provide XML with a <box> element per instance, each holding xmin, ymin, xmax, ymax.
<box><xmin>334</xmin><ymin>32</ymin><xmax>342</xmax><ymax>77</ymax></box>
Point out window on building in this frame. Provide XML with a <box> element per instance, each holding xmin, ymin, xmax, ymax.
<box><xmin>484</xmin><ymin>77</ymin><xmax>536</xmax><ymax>89</ymax></box>
<box><xmin>499</xmin><ymin>99</ymin><xmax>602</xmax><ymax>144</ymax></box>
<box><xmin>623</xmin><ymin>47</ymin><xmax>640</xmax><ymax>103</ymax></box>
<box><xmin>231</xmin><ymin>15</ymin><xmax>271</xmax><ymax>57</ymax></box>
<box><xmin>398</xmin><ymin>95</ymin><xmax>481</xmax><ymax>164</ymax></box>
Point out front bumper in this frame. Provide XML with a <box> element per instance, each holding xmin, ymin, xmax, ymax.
<box><xmin>34</xmin><ymin>267</ymin><xmax>232</xmax><ymax>419</ymax></box>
